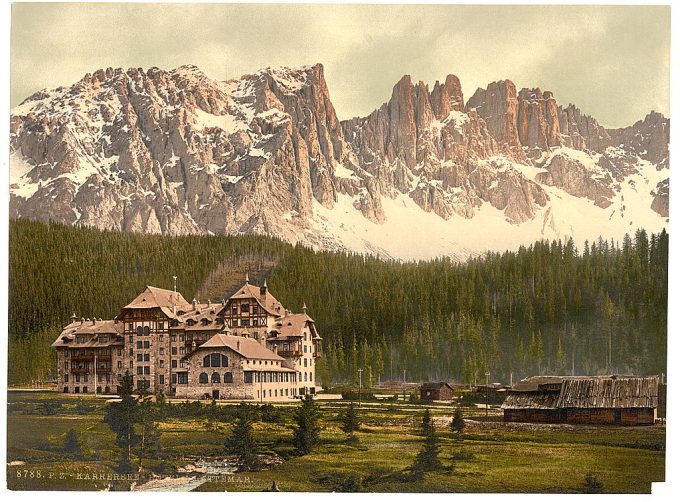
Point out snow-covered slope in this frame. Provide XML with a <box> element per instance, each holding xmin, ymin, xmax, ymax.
<box><xmin>9</xmin><ymin>63</ymin><xmax>669</xmax><ymax>260</ymax></box>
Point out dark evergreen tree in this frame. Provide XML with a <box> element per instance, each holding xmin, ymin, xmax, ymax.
<box><xmin>409</xmin><ymin>410</ymin><xmax>443</xmax><ymax>479</ymax></box>
<box><xmin>225</xmin><ymin>403</ymin><xmax>261</xmax><ymax>472</ymax></box>
<box><xmin>292</xmin><ymin>394</ymin><xmax>321</xmax><ymax>455</ymax></box>
<box><xmin>104</xmin><ymin>372</ymin><xmax>139</xmax><ymax>467</ymax></box>
<box><xmin>450</xmin><ymin>406</ymin><xmax>465</xmax><ymax>438</ymax></box>
<box><xmin>136</xmin><ymin>393</ymin><xmax>163</xmax><ymax>472</ymax></box>
<box><xmin>340</xmin><ymin>401</ymin><xmax>361</xmax><ymax>434</ymax></box>
<box><xmin>64</xmin><ymin>428</ymin><xmax>82</xmax><ymax>455</ymax></box>
<box><xmin>420</xmin><ymin>408</ymin><xmax>432</xmax><ymax>435</ymax></box>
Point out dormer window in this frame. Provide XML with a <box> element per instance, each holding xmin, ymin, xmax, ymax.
<box><xmin>201</xmin><ymin>319</ymin><xmax>210</xmax><ymax>326</ymax></box>
<box><xmin>186</xmin><ymin>319</ymin><xmax>195</xmax><ymax>326</ymax></box>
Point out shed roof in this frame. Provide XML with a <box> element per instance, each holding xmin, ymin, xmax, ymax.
<box><xmin>502</xmin><ymin>375</ymin><xmax>660</xmax><ymax>410</ymax></box>
<box><xmin>420</xmin><ymin>382</ymin><xmax>455</xmax><ymax>391</ymax></box>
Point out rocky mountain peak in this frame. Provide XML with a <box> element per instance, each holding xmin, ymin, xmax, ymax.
<box><xmin>9</xmin><ymin>63</ymin><xmax>669</xmax><ymax>261</ymax></box>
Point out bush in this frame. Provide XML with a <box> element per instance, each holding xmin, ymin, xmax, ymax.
<box><xmin>583</xmin><ymin>472</ymin><xmax>604</xmax><ymax>493</ymax></box>
<box><xmin>451</xmin><ymin>451</ymin><xmax>474</xmax><ymax>461</ymax></box>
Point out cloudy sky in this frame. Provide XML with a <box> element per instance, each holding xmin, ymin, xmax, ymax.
<box><xmin>10</xmin><ymin>3</ymin><xmax>670</xmax><ymax>127</ymax></box>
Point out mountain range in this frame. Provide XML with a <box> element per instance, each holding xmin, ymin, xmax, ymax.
<box><xmin>9</xmin><ymin>63</ymin><xmax>669</xmax><ymax>260</ymax></box>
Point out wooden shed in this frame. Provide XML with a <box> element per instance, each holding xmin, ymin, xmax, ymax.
<box><xmin>420</xmin><ymin>382</ymin><xmax>455</xmax><ymax>401</ymax></box>
<box><xmin>502</xmin><ymin>375</ymin><xmax>660</xmax><ymax>426</ymax></box>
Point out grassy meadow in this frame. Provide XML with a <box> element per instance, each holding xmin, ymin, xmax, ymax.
<box><xmin>6</xmin><ymin>390</ymin><xmax>665</xmax><ymax>493</ymax></box>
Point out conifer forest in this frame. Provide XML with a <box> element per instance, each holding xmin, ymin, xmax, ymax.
<box><xmin>8</xmin><ymin>219</ymin><xmax>668</xmax><ymax>386</ymax></box>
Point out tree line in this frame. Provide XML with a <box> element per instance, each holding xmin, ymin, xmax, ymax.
<box><xmin>8</xmin><ymin>218</ymin><xmax>668</xmax><ymax>385</ymax></box>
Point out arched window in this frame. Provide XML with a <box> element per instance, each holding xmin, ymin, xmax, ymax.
<box><xmin>224</xmin><ymin>372</ymin><xmax>233</xmax><ymax>383</ymax></box>
<box><xmin>199</xmin><ymin>372</ymin><xmax>208</xmax><ymax>384</ymax></box>
<box><xmin>143</xmin><ymin>326</ymin><xmax>150</xmax><ymax>336</ymax></box>
<box><xmin>136</xmin><ymin>326</ymin><xmax>143</xmax><ymax>336</ymax></box>
<box><xmin>203</xmin><ymin>355</ymin><xmax>210</xmax><ymax>367</ymax></box>
<box><xmin>211</xmin><ymin>353</ymin><xmax>221</xmax><ymax>368</ymax></box>
<box><xmin>211</xmin><ymin>372</ymin><xmax>221</xmax><ymax>383</ymax></box>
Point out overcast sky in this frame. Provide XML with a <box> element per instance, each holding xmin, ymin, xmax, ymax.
<box><xmin>10</xmin><ymin>3</ymin><xmax>670</xmax><ymax>127</ymax></box>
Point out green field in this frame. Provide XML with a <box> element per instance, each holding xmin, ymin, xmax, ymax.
<box><xmin>6</xmin><ymin>391</ymin><xmax>665</xmax><ymax>493</ymax></box>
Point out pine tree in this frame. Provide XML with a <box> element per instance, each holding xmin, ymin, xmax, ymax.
<box><xmin>136</xmin><ymin>393</ymin><xmax>162</xmax><ymax>472</ymax></box>
<box><xmin>225</xmin><ymin>403</ymin><xmax>261</xmax><ymax>472</ymax></box>
<box><xmin>409</xmin><ymin>409</ymin><xmax>443</xmax><ymax>479</ymax></box>
<box><xmin>450</xmin><ymin>406</ymin><xmax>465</xmax><ymax>438</ymax></box>
<box><xmin>104</xmin><ymin>372</ymin><xmax>139</xmax><ymax>469</ymax></box>
<box><xmin>292</xmin><ymin>394</ymin><xmax>321</xmax><ymax>455</ymax></box>
<box><xmin>64</xmin><ymin>428</ymin><xmax>82</xmax><ymax>455</ymax></box>
<box><xmin>420</xmin><ymin>408</ymin><xmax>432</xmax><ymax>435</ymax></box>
<box><xmin>340</xmin><ymin>401</ymin><xmax>361</xmax><ymax>434</ymax></box>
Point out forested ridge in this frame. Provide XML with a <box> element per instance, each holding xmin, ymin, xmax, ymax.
<box><xmin>8</xmin><ymin>219</ymin><xmax>667</xmax><ymax>386</ymax></box>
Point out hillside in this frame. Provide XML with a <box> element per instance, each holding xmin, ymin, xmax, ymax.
<box><xmin>8</xmin><ymin>219</ymin><xmax>667</xmax><ymax>385</ymax></box>
<box><xmin>9</xmin><ymin>63</ymin><xmax>669</xmax><ymax>260</ymax></box>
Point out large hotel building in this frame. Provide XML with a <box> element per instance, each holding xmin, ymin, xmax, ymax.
<box><xmin>52</xmin><ymin>278</ymin><xmax>321</xmax><ymax>401</ymax></box>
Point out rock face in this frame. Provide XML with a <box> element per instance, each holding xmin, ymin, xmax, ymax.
<box><xmin>10</xmin><ymin>63</ymin><xmax>670</xmax><ymax>260</ymax></box>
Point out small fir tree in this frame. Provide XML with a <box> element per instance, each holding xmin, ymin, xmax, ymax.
<box><xmin>293</xmin><ymin>394</ymin><xmax>321</xmax><ymax>455</ymax></box>
<box><xmin>340</xmin><ymin>401</ymin><xmax>361</xmax><ymax>434</ymax></box>
<box><xmin>450</xmin><ymin>406</ymin><xmax>465</xmax><ymax>438</ymax></box>
<box><xmin>104</xmin><ymin>372</ymin><xmax>139</xmax><ymax>467</ymax></box>
<box><xmin>409</xmin><ymin>410</ymin><xmax>443</xmax><ymax>479</ymax></box>
<box><xmin>136</xmin><ymin>393</ymin><xmax>163</xmax><ymax>472</ymax></box>
<box><xmin>64</xmin><ymin>428</ymin><xmax>82</xmax><ymax>455</ymax></box>
<box><xmin>225</xmin><ymin>403</ymin><xmax>261</xmax><ymax>472</ymax></box>
<box><xmin>420</xmin><ymin>408</ymin><xmax>432</xmax><ymax>435</ymax></box>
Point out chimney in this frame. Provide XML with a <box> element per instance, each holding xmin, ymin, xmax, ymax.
<box><xmin>70</xmin><ymin>313</ymin><xmax>77</xmax><ymax>324</ymax></box>
<box><xmin>80</xmin><ymin>317</ymin><xmax>85</xmax><ymax>325</ymax></box>
<box><xmin>245</xmin><ymin>272</ymin><xmax>250</xmax><ymax>284</ymax></box>
<box><xmin>208</xmin><ymin>299</ymin><xmax>211</xmax><ymax>308</ymax></box>
<box><xmin>192</xmin><ymin>298</ymin><xmax>197</xmax><ymax>309</ymax></box>
<box><xmin>92</xmin><ymin>318</ymin><xmax>96</xmax><ymax>325</ymax></box>
<box><xmin>260</xmin><ymin>279</ymin><xmax>267</xmax><ymax>298</ymax></box>
<box><xmin>302</xmin><ymin>302</ymin><xmax>307</xmax><ymax>314</ymax></box>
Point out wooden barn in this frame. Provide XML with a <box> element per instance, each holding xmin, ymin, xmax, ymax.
<box><xmin>420</xmin><ymin>382</ymin><xmax>455</xmax><ymax>401</ymax></box>
<box><xmin>502</xmin><ymin>375</ymin><xmax>660</xmax><ymax>426</ymax></box>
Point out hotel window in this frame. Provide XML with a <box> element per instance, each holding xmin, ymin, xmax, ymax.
<box><xmin>159</xmin><ymin>360</ymin><xmax>164</xmax><ymax>367</ymax></box>
<box><xmin>144</xmin><ymin>354</ymin><xmax>150</xmax><ymax>362</ymax></box>
<box><xmin>244</xmin><ymin>372</ymin><xmax>253</xmax><ymax>383</ymax></box>
<box><xmin>171</xmin><ymin>334</ymin><xmax>176</xmax><ymax>342</ymax></box>
<box><xmin>241</xmin><ymin>303</ymin><xmax>249</xmax><ymax>313</ymax></box>
<box><xmin>211</xmin><ymin>372</ymin><xmax>220</xmax><ymax>383</ymax></box>
<box><xmin>137</xmin><ymin>341</ymin><xmax>143</xmax><ymax>349</ymax></box>
<box><xmin>129</xmin><ymin>335</ymin><xmax>133</xmax><ymax>343</ymax></box>
<box><xmin>117</xmin><ymin>361</ymin><xmax>122</xmax><ymax>369</ymax></box>
<box><xmin>172</xmin><ymin>374</ymin><xmax>177</xmax><ymax>384</ymax></box>
<box><xmin>172</xmin><ymin>347</ymin><xmax>177</xmax><ymax>355</ymax></box>
<box><xmin>178</xmin><ymin>373</ymin><xmax>188</xmax><ymax>384</ymax></box>
<box><xmin>179</xmin><ymin>335</ymin><xmax>185</xmax><ymax>342</ymax></box>
<box><xmin>64</xmin><ymin>374</ymin><xmax>69</xmax><ymax>382</ymax></box>
<box><xmin>143</xmin><ymin>326</ymin><xmax>150</xmax><ymax>336</ymax></box>
<box><xmin>180</xmin><ymin>347</ymin><xmax>185</xmax><ymax>355</ymax></box>
<box><xmin>159</xmin><ymin>348</ymin><xmax>164</xmax><ymax>355</ymax></box>
<box><xmin>136</xmin><ymin>326</ymin><xmax>143</xmax><ymax>336</ymax></box>
<box><xmin>158</xmin><ymin>322</ymin><xmax>164</xmax><ymax>330</ymax></box>
<box><xmin>143</xmin><ymin>341</ymin><xmax>150</xmax><ymax>349</ymax></box>
<box><xmin>199</xmin><ymin>372</ymin><xmax>208</xmax><ymax>384</ymax></box>
<box><xmin>137</xmin><ymin>354</ymin><xmax>143</xmax><ymax>362</ymax></box>
<box><xmin>253</xmin><ymin>305</ymin><xmax>259</xmax><ymax>315</ymax></box>
<box><xmin>159</xmin><ymin>374</ymin><xmax>164</xmax><ymax>384</ymax></box>
<box><xmin>180</xmin><ymin>360</ymin><xmax>186</xmax><ymax>368</ymax></box>
<box><xmin>224</xmin><ymin>372</ymin><xmax>233</xmax><ymax>383</ymax></box>
<box><xmin>232</xmin><ymin>307</ymin><xmax>238</xmax><ymax>315</ymax></box>
<box><xmin>144</xmin><ymin>366</ymin><xmax>151</xmax><ymax>375</ymax></box>
<box><xmin>117</xmin><ymin>349</ymin><xmax>122</xmax><ymax>356</ymax></box>
<box><xmin>137</xmin><ymin>367</ymin><xmax>143</xmax><ymax>375</ymax></box>
<box><xmin>172</xmin><ymin>360</ymin><xmax>177</xmax><ymax>368</ymax></box>
<box><xmin>241</xmin><ymin>319</ymin><xmax>250</xmax><ymax>327</ymax></box>
<box><xmin>128</xmin><ymin>323</ymin><xmax>133</xmax><ymax>331</ymax></box>
<box><xmin>159</xmin><ymin>334</ymin><xmax>164</xmax><ymax>342</ymax></box>
<box><xmin>253</xmin><ymin>318</ymin><xmax>259</xmax><ymax>326</ymax></box>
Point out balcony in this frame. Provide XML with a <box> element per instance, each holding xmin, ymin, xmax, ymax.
<box><xmin>277</xmin><ymin>350</ymin><xmax>303</xmax><ymax>358</ymax></box>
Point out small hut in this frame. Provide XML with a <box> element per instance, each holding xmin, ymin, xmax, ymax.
<box><xmin>420</xmin><ymin>382</ymin><xmax>455</xmax><ymax>401</ymax></box>
<box><xmin>502</xmin><ymin>375</ymin><xmax>660</xmax><ymax>426</ymax></box>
